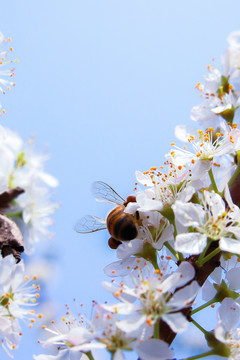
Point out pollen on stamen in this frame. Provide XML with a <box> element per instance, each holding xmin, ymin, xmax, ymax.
<box><xmin>195</xmin><ymin>82</ymin><xmax>203</xmax><ymax>92</ymax></box>
<box><xmin>146</xmin><ymin>318</ymin><xmax>153</xmax><ymax>327</ymax></box>
<box><xmin>188</xmin><ymin>135</ymin><xmax>195</xmax><ymax>142</ymax></box>
<box><xmin>166</xmin><ymin>256</ymin><xmax>172</xmax><ymax>260</ymax></box>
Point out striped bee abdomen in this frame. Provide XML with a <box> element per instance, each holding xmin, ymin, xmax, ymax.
<box><xmin>106</xmin><ymin>205</ymin><xmax>138</xmax><ymax>241</ymax></box>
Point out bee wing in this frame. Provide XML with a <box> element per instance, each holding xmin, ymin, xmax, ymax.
<box><xmin>74</xmin><ymin>215</ymin><xmax>106</xmax><ymax>233</ymax></box>
<box><xmin>92</xmin><ymin>181</ymin><xmax>125</xmax><ymax>205</ymax></box>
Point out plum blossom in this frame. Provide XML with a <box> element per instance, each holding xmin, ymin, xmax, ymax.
<box><xmin>190</xmin><ymin>101</ymin><xmax>221</xmax><ymax>130</ymax></box>
<box><xmin>173</xmin><ymin>189</ymin><xmax>240</xmax><ymax>255</ymax></box>
<box><xmin>92</xmin><ymin>305</ymin><xmax>173</xmax><ymax>360</ymax></box>
<box><xmin>0</xmin><ymin>255</ymin><xmax>40</xmax><ymax>320</ymax></box>
<box><xmin>0</xmin><ymin>125</ymin><xmax>59</xmax><ymax>254</ymax></box>
<box><xmin>0</xmin><ymin>126</ymin><xmax>23</xmax><ymax>194</ymax></box>
<box><xmin>170</xmin><ymin>125</ymin><xmax>240</xmax><ymax>180</ymax></box>
<box><xmin>214</xmin><ymin>298</ymin><xmax>240</xmax><ymax>360</ymax></box>
<box><xmin>102</xmin><ymin>262</ymin><xmax>199</xmax><ymax>335</ymax></box>
<box><xmin>222</xmin><ymin>31</ymin><xmax>240</xmax><ymax>80</ymax></box>
<box><xmin>34</xmin><ymin>302</ymin><xmax>98</xmax><ymax>360</ymax></box>
<box><xmin>34</xmin><ymin>324</ymin><xmax>96</xmax><ymax>360</ymax></box>
<box><xmin>0</xmin><ymin>255</ymin><xmax>40</xmax><ymax>356</ymax></box>
<box><xmin>94</xmin><ymin>307</ymin><xmax>174</xmax><ymax>360</ymax></box>
<box><xmin>180</xmin><ymin>31</ymin><xmax>240</xmax><ymax>130</ymax></box>
<box><xmin>202</xmin><ymin>255</ymin><xmax>240</xmax><ymax>303</ymax></box>
<box><xmin>131</xmin><ymin>161</ymin><xmax>197</xmax><ymax>212</ymax></box>
<box><xmin>14</xmin><ymin>183</ymin><xmax>59</xmax><ymax>254</ymax></box>
<box><xmin>34</xmin><ymin>303</ymin><xmax>173</xmax><ymax>360</ymax></box>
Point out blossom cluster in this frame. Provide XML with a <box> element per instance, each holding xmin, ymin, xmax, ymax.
<box><xmin>35</xmin><ymin>31</ymin><xmax>240</xmax><ymax>360</ymax></box>
<box><xmin>0</xmin><ymin>31</ymin><xmax>59</xmax><ymax>357</ymax></box>
<box><xmin>3</xmin><ymin>28</ymin><xmax>240</xmax><ymax>360</ymax></box>
<box><xmin>0</xmin><ymin>124</ymin><xmax>59</xmax><ymax>255</ymax></box>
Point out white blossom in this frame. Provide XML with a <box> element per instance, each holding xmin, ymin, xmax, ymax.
<box><xmin>133</xmin><ymin>161</ymin><xmax>196</xmax><ymax>212</ymax></box>
<box><xmin>170</xmin><ymin>125</ymin><xmax>240</xmax><ymax>181</ymax></box>
<box><xmin>14</xmin><ymin>183</ymin><xmax>59</xmax><ymax>254</ymax></box>
<box><xmin>102</xmin><ymin>262</ymin><xmax>199</xmax><ymax>335</ymax></box>
<box><xmin>0</xmin><ymin>255</ymin><xmax>40</xmax><ymax>356</ymax></box>
<box><xmin>215</xmin><ymin>298</ymin><xmax>240</xmax><ymax>360</ymax></box>
<box><xmin>0</xmin><ymin>125</ymin><xmax>59</xmax><ymax>254</ymax></box>
<box><xmin>173</xmin><ymin>189</ymin><xmax>240</xmax><ymax>255</ymax></box>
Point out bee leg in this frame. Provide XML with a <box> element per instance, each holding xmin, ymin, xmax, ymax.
<box><xmin>108</xmin><ymin>237</ymin><xmax>122</xmax><ymax>249</ymax></box>
<box><xmin>2</xmin><ymin>245</ymin><xmax>23</xmax><ymax>263</ymax></box>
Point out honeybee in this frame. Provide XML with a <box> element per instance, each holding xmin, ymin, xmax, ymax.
<box><xmin>74</xmin><ymin>181</ymin><xmax>139</xmax><ymax>249</ymax></box>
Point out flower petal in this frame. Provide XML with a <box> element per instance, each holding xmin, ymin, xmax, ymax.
<box><xmin>134</xmin><ymin>339</ymin><xmax>174</xmax><ymax>360</ymax></box>
<box><xmin>219</xmin><ymin>237</ymin><xmax>240</xmax><ymax>255</ymax></box>
<box><xmin>175</xmin><ymin>233</ymin><xmax>207</xmax><ymax>254</ymax></box>
<box><xmin>162</xmin><ymin>312</ymin><xmax>189</xmax><ymax>333</ymax></box>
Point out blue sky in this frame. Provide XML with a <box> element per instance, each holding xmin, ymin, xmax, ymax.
<box><xmin>1</xmin><ymin>1</ymin><xmax>240</xmax><ymax>359</ymax></box>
